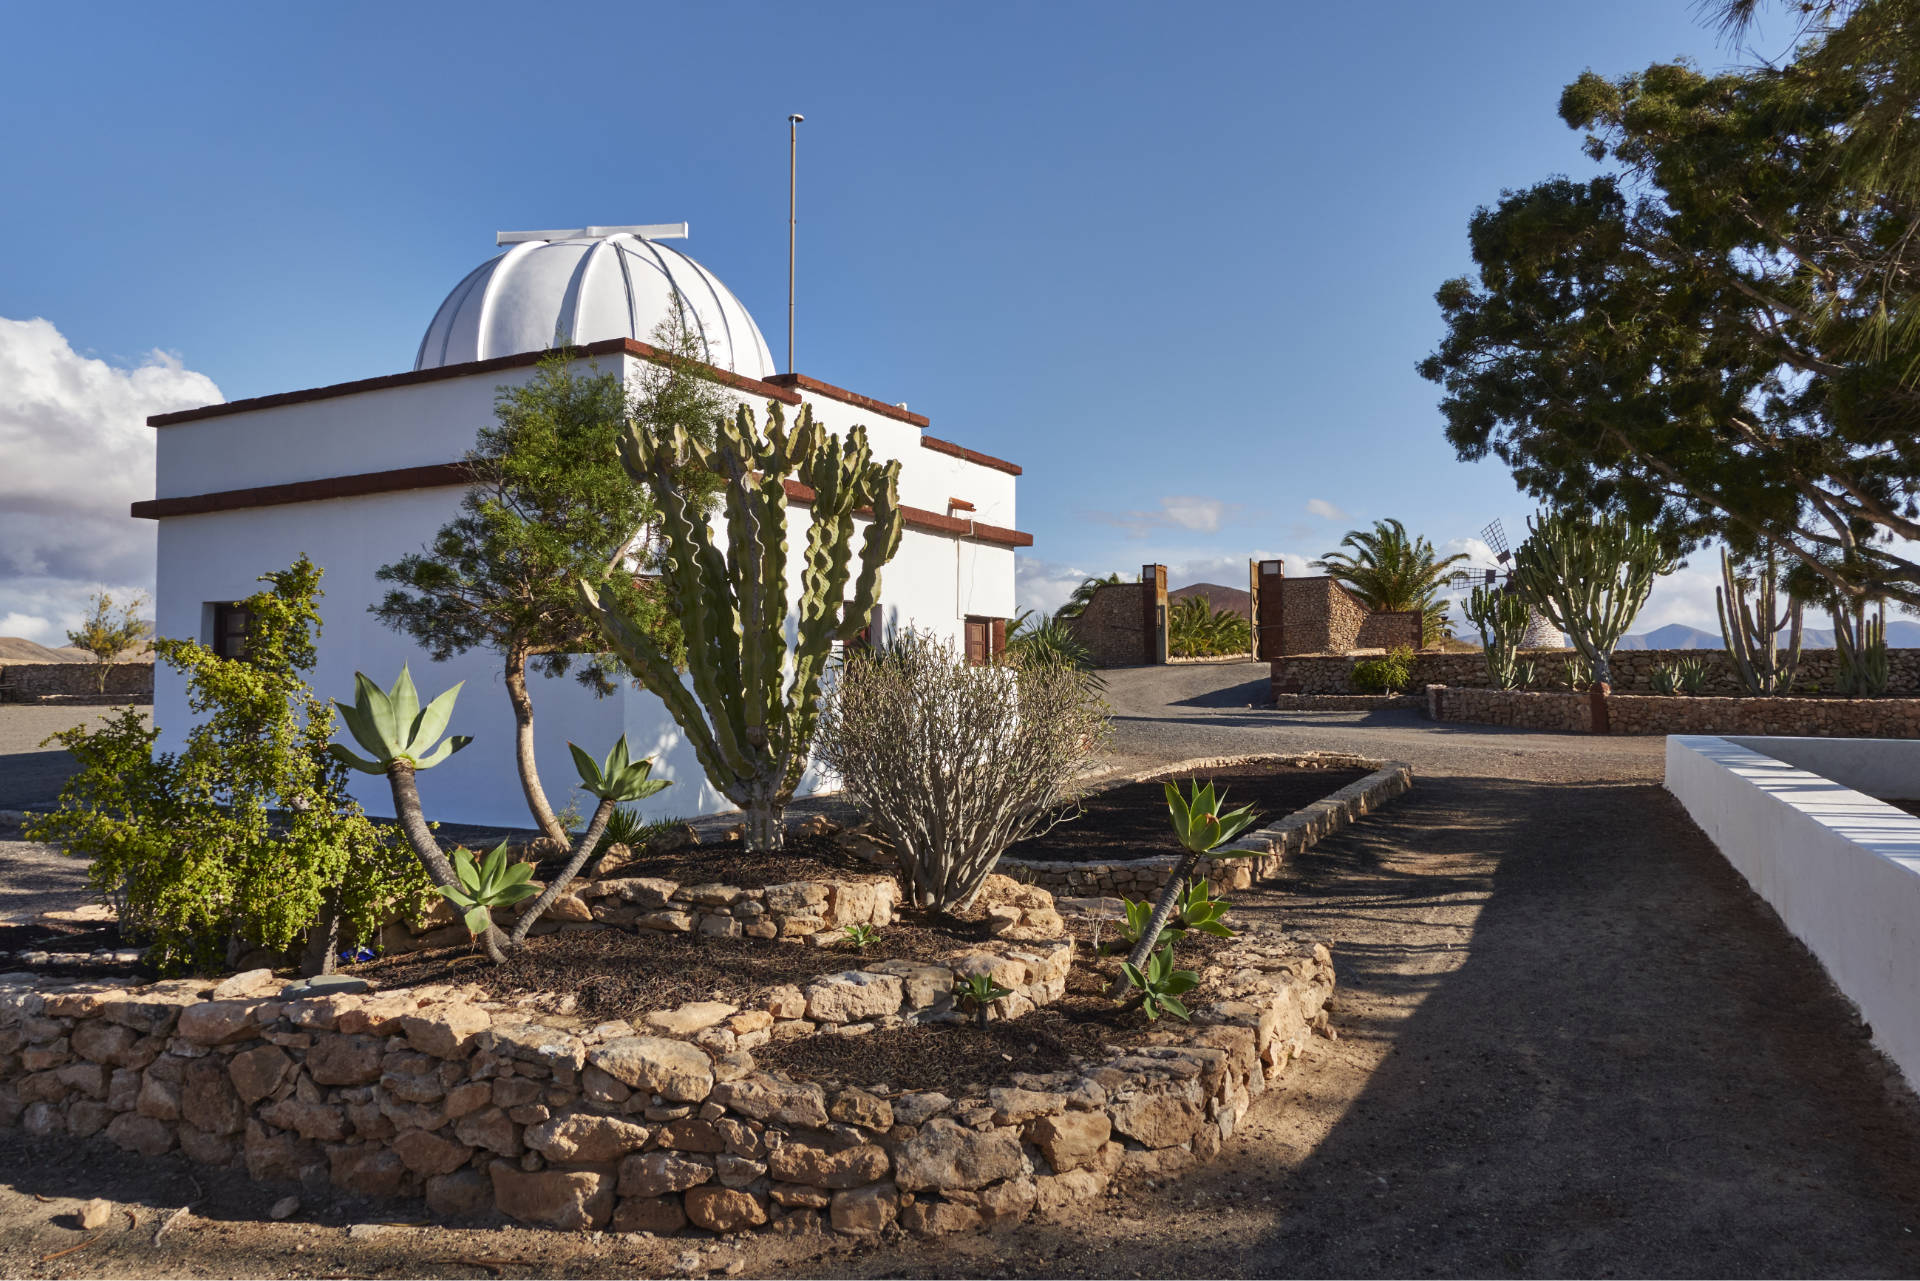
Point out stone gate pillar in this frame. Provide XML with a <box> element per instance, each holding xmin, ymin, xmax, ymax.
<box><xmin>1141</xmin><ymin>564</ymin><xmax>1168</xmax><ymax>665</ymax></box>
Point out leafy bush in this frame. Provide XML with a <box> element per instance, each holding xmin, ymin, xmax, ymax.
<box><xmin>1168</xmin><ymin>594</ymin><xmax>1252</xmax><ymax>657</ymax></box>
<box><xmin>26</xmin><ymin>559</ymin><xmax>427</xmax><ymax>975</ymax></box>
<box><xmin>814</xmin><ymin>629</ymin><xmax>1111</xmax><ymax>912</ymax></box>
<box><xmin>1650</xmin><ymin>658</ymin><xmax>1710</xmax><ymax>696</ymax></box>
<box><xmin>1351</xmin><ymin>645</ymin><xmax>1415</xmax><ymax>694</ymax></box>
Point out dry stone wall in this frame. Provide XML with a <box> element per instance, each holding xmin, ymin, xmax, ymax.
<box><xmin>1426</xmin><ymin>685</ymin><xmax>1920</xmax><ymax>737</ymax></box>
<box><xmin>999</xmin><ymin>754</ymin><xmax>1413</xmax><ymax>896</ymax></box>
<box><xmin>0</xmin><ymin>661</ymin><xmax>153</xmax><ymax>703</ymax></box>
<box><xmin>1060</xmin><ymin>583</ymin><xmax>1149</xmax><ymax>669</ymax></box>
<box><xmin>0</xmin><ymin>901</ymin><xmax>1335</xmax><ymax>1239</ymax></box>
<box><xmin>1275</xmin><ymin>647</ymin><xmax>1920</xmax><ymax>698</ymax></box>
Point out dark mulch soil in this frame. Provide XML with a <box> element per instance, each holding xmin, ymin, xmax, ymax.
<box><xmin>754</xmin><ymin>962</ymin><xmax>1152</xmax><ymax>1095</ymax></box>
<box><xmin>346</xmin><ymin>907</ymin><xmax>1000</xmax><ymax>1021</ymax></box>
<box><xmin>1005</xmin><ymin>759</ymin><xmax>1370</xmax><ymax>863</ymax></box>
<box><xmin>526</xmin><ymin>830</ymin><xmax>879</xmax><ymax>891</ymax></box>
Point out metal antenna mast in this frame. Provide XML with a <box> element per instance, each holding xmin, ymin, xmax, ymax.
<box><xmin>788</xmin><ymin>113</ymin><xmax>804</xmax><ymax>374</ymax></box>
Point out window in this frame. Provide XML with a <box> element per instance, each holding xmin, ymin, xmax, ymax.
<box><xmin>844</xmin><ymin>604</ymin><xmax>885</xmax><ymax>655</ymax></box>
<box><xmin>963</xmin><ymin>616</ymin><xmax>1006</xmax><ymax>666</ymax></box>
<box><xmin>211</xmin><ymin>603</ymin><xmax>252</xmax><ymax>660</ymax></box>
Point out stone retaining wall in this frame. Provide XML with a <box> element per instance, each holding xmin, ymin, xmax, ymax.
<box><xmin>1275</xmin><ymin>647</ymin><xmax>1920</xmax><ymax>698</ymax></box>
<box><xmin>378</xmin><ymin>868</ymin><xmax>908</xmax><ymax>957</ymax></box>
<box><xmin>1000</xmin><ymin>753</ymin><xmax>1413</xmax><ymax>896</ymax></box>
<box><xmin>1426</xmin><ymin>685</ymin><xmax>1920</xmax><ymax>737</ymax></box>
<box><xmin>0</xmin><ymin>911</ymin><xmax>1333</xmax><ymax>1239</ymax></box>
<box><xmin>1271</xmin><ymin>694</ymin><xmax>1420</xmax><ymax>712</ymax></box>
<box><xmin>0</xmin><ymin>661</ymin><xmax>153</xmax><ymax>704</ymax></box>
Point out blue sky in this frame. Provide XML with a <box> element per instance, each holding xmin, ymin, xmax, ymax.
<box><xmin>0</xmin><ymin>1</ymin><xmax>1775</xmax><ymax>639</ymax></box>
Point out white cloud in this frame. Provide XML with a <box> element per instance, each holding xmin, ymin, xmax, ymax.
<box><xmin>1014</xmin><ymin>556</ymin><xmax>1107</xmax><ymax>616</ymax></box>
<box><xmin>0</xmin><ymin>316</ymin><xmax>221</xmax><ymax>641</ymax></box>
<box><xmin>1086</xmin><ymin>495</ymin><xmax>1233</xmax><ymax>538</ymax></box>
<box><xmin>1305</xmin><ymin>498</ymin><xmax>1347</xmax><ymax>521</ymax></box>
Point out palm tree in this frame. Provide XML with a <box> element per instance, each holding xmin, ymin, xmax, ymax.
<box><xmin>1056</xmin><ymin>573</ymin><xmax>1124</xmax><ymax>620</ymax></box>
<box><xmin>1311</xmin><ymin>518</ymin><xmax>1467</xmax><ymax>646</ymax></box>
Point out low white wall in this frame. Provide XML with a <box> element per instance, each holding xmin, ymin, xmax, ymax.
<box><xmin>1724</xmin><ymin>735</ymin><xmax>1920</xmax><ymax>800</ymax></box>
<box><xmin>1665</xmin><ymin>735</ymin><xmax>1920</xmax><ymax>1086</ymax></box>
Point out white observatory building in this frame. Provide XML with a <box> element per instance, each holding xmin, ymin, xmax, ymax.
<box><xmin>135</xmin><ymin>226</ymin><xmax>1027</xmax><ymax>827</ymax></box>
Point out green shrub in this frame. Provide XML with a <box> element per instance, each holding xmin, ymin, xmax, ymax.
<box><xmin>26</xmin><ymin>559</ymin><xmax>427</xmax><ymax>975</ymax></box>
<box><xmin>1351</xmin><ymin>645</ymin><xmax>1415</xmax><ymax>694</ymax></box>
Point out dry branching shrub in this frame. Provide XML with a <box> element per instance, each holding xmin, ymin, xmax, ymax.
<box><xmin>815</xmin><ymin>629</ymin><xmax>1112</xmax><ymax>911</ymax></box>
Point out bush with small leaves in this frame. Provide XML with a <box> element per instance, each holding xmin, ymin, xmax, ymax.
<box><xmin>1351</xmin><ymin>645</ymin><xmax>1414</xmax><ymax>694</ymax></box>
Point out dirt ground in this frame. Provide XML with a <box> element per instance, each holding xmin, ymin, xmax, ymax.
<box><xmin>2</xmin><ymin>678</ymin><xmax>1919</xmax><ymax>1277</ymax></box>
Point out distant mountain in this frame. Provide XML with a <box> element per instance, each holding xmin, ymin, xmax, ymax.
<box><xmin>1170</xmin><ymin>582</ymin><xmax>1251</xmax><ymax>618</ymax></box>
<box><xmin>0</xmin><ymin>637</ymin><xmax>79</xmax><ymax>662</ymax></box>
<box><xmin>1614</xmin><ymin>619</ymin><xmax>1920</xmax><ymax>650</ymax></box>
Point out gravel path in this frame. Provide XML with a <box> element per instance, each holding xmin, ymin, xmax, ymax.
<box><xmin>2</xmin><ymin>670</ymin><xmax>1919</xmax><ymax>1277</ymax></box>
<box><xmin>0</xmin><ymin>705</ymin><xmax>147</xmax><ymax>924</ymax></box>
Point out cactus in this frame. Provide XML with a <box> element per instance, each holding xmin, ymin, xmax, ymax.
<box><xmin>1716</xmin><ymin>548</ymin><xmax>1802</xmax><ymax>696</ymax></box>
<box><xmin>578</xmin><ymin>400</ymin><xmax>903</xmax><ymax>851</ymax></box>
<box><xmin>1835</xmin><ymin>599</ymin><xmax>1890</xmax><ymax>696</ymax></box>
<box><xmin>1511</xmin><ymin>510</ymin><xmax>1673</xmax><ymax>690</ymax></box>
<box><xmin>1463</xmin><ymin>585</ymin><xmax>1531</xmax><ymax>689</ymax></box>
<box><xmin>507</xmin><ymin>737</ymin><xmax>669</xmax><ymax>944</ymax></box>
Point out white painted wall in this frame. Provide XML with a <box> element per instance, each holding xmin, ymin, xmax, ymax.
<box><xmin>150</xmin><ymin>356</ymin><xmax>1019</xmax><ymax>831</ymax></box>
<box><xmin>1724</xmin><ymin>736</ymin><xmax>1920</xmax><ymax>800</ymax></box>
<box><xmin>1665</xmin><ymin>735</ymin><xmax>1920</xmax><ymax>1086</ymax></box>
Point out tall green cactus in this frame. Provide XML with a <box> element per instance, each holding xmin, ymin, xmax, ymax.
<box><xmin>578</xmin><ymin>400</ymin><xmax>903</xmax><ymax>851</ymax></box>
<box><xmin>1716</xmin><ymin>547</ymin><xmax>1802</xmax><ymax>696</ymax></box>
<box><xmin>1835</xmin><ymin>599</ymin><xmax>1890</xmax><ymax>696</ymax></box>
<box><xmin>1462</xmin><ymin>584</ymin><xmax>1531</xmax><ymax>689</ymax></box>
<box><xmin>1511</xmin><ymin>510</ymin><xmax>1673</xmax><ymax>690</ymax></box>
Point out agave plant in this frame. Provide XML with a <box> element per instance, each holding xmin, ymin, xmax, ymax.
<box><xmin>1115</xmin><ymin>779</ymin><xmax>1262</xmax><ymax>985</ymax></box>
<box><xmin>507</xmin><ymin>736</ymin><xmax>669</xmax><ymax>945</ymax></box>
<box><xmin>953</xmin><ymin>971</ymin><xmax>1014</xmax><ymax>1029</ymax></box>
<box><xmin>1122</xmin><ymin>943</ymin><xmax>1200</xmax><ymax>1021</ymax></box>
<box><xmin>438</xmin><ymin>843</ymin><xmax>539</xmax><ymax>941</ymax></box>
<box><xmin>331</xmin><ymin>667</ymin><xmax>475</xmax><ymax>899</ymax></box>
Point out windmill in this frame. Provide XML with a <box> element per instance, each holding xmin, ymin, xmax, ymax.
<box><xmin>1446</xmin><ymin>519</ymin><xmax>1516</xmax><ymax>592</ymax></box>
<box><xmin>1448</xmin><ymin>518</ymin><xmax>1565</xmax><ymax>648</ymax></box>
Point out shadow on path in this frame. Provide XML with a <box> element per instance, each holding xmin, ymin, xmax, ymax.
<box><xmin>1241</xmin><ymin>772</ymin><xmax>1920</xmax><ymax>1277</ymax></box>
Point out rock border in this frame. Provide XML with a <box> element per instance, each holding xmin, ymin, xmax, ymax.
<box><xmin>0</xmin><ymin>904</ymin><xmax>1333</xmax><ymax>1240</ymax></box>
<box><xmin>998</xmin><ymin>752</ymin><xmax>1414</xmax><ymax>895</ymax></box>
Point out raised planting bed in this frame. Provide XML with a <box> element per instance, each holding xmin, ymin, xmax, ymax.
<box><xmin>0</xmin><ymin>851</ymin><xmax>1335</xmax><ymax>1239</ymax></box>
<box><xmin>998</xmin><ymin>752</ymin><xmax>1413</xmax><ymax>895</ymax></box>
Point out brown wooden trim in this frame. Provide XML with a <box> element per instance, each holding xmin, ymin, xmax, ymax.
<box><xmin>780</xmin><ymin>479</ymin><xmax>1032</xmax><ymax>548</ymax></box>
<box><xmin>947</xmin><ymin>497</ymin><xmax>976</xmax><ymax>513</ymax></box>
<box><xmin>134</xmin><ymin>462</ymin><xmax>1035</xmax><ymax>548</ymax></box>
<box><xmin>763</xmin><ymin>373</ymin><xmax>930</xmax><ymax>427</ymax></box>
<box><xmin>146</xmin><ymin>339</ymin><xmax>802</xmax><ymax>428</ymax></box>
<box><xmin>130</xmin><ymin>463</ymin><xmax>475</xmax><ymax>519</ymax></box>
<box><xmin>920</xmin><ymin>434</ymin><xmax>1022</xmax><ymax>476</ymax></box>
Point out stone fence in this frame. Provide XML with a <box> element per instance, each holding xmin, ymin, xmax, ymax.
<box><xmin>1000</xmin><ymin>753</ymin><xmax>1412</xmax><ymax>896</ymax></box>
<box><xmin>1275</xmin><ymin>647</ymin><xmax>1920</xmax><ymax>698</ymax></box>
<box><xmin>0</xmin><ymin>661</ymin><xmax>154</xmax><ymax>704</ymax></box>
<box><xmin>1425</xmin><ymin>685</ymin><xmax>1920</xmax><ymax>737</ymax></box>
<box><xmin>0</xmin><ymin>895</ymin><xmax>1334</xmax><ymax>1238</ymax></box>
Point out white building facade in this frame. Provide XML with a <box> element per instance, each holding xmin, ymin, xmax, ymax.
<box><xmin>135</xmin><ymin>232</ymin><xmax>1027</xmax><ymax>828</ymax></box>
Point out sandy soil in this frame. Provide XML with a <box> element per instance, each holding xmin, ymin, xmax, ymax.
<box><xmin>1</xmin><ymin>675</ymin><xmax>1918</xmax><ymax>1277</ymax></box>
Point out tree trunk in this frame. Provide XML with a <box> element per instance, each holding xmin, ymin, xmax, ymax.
<box><xmin>504</xmin><ymin>649</ymin><xmax>567</xmax><ymax>844</ymax></box>
<box><xmin>509</xmin><ymin>798</ymin><xmax>615</xmax><ymax>945</ymax></box>
<box><xmin>298</xmin><ymin>907</ymin><xmax>339</xmax><ymax>977</ymax></box>
<box><xmin>387</xmin><ymin>762</ymin><xmax>507</xmax><ymax>964</ymax></box>
<box><xmin>1109</xmin><ymin>850</ymin><xmax>1202</xmax><ymax>996</ymax></box>
<box><xmin>742</xmin><ymin>787</ymin><xmax>785</xmax><ymax>851</ymax></box>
